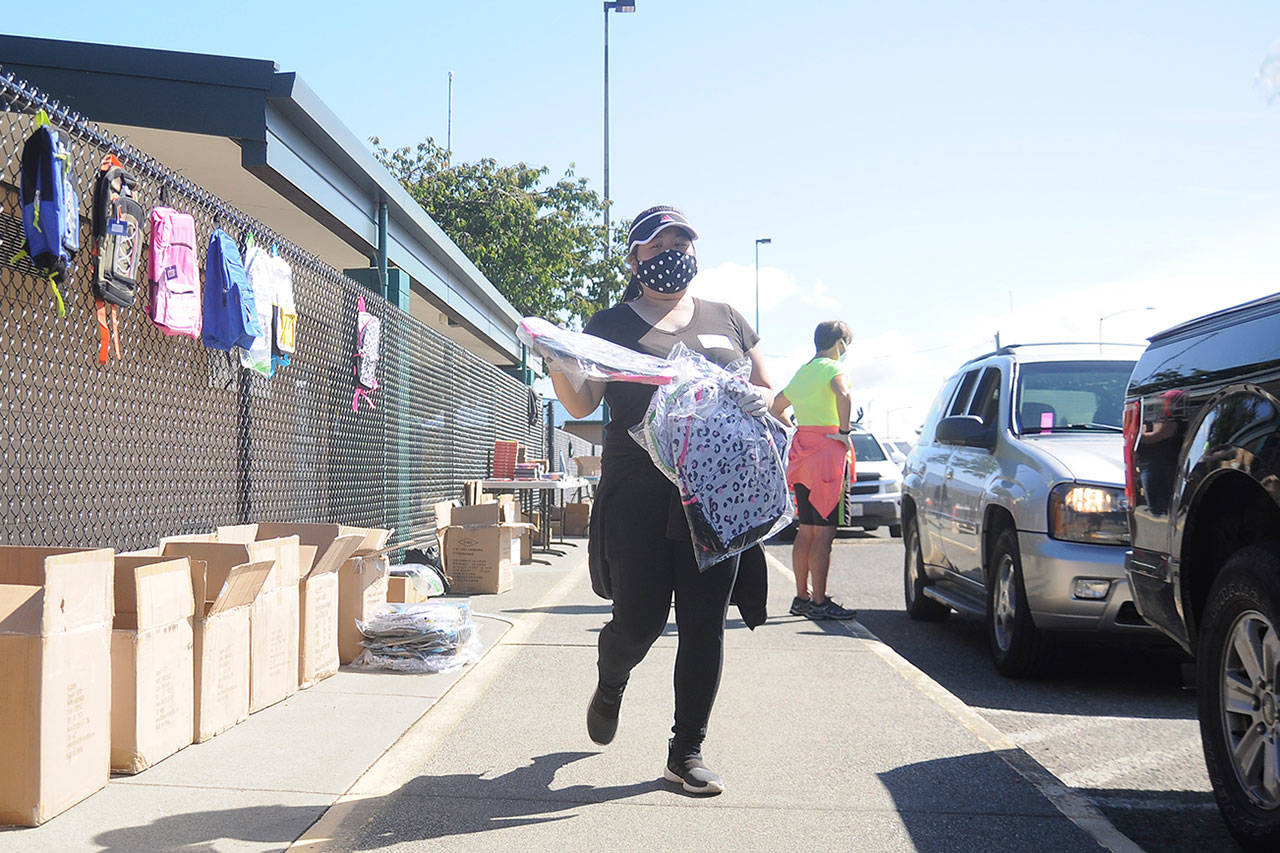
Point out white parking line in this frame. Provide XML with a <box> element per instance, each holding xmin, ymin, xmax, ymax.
<box><xmin>765</xmin><ymin>551</ymin><xmax>1145</xmax><ymax>853</ymax></box>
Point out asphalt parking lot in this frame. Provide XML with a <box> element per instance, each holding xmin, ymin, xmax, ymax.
<box><xmin>765</xmin><ymin>532</ymin><xmax>1239</xmax><ymax>853</ymax></box>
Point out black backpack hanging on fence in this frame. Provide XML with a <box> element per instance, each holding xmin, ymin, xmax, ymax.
<box><xmin>91</xmin><ymin>154</ymin><xmax>145</xmax><ymax>363</ymax></box>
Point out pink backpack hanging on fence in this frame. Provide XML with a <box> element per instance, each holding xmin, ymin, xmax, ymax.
<box><xmin>353</xmin><ymin>295</ymin><xmax>381</xmax><ymax>410</ymax></box>
<box><xmin>147</xmin><ymin>206</ymin><xmax>201</xmax><ymax>338</ymax></box>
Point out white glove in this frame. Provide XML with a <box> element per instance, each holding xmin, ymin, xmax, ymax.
<box><xmin>725</xmin><ymin>379</ymin><xmax>770</xmax><ymax>418</ymax></box>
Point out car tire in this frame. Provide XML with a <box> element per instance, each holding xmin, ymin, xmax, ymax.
<box><xmin>986</xmin><ymin>528</ymin><xmax>1047</xmax><ymax>678</ymax></box>
<box><xmin>904</xmin><ymin>517</ymin><xmax>949</xmax><ymax>621</ymax></box>
<box><xmin>889</xmin><ymin>524</ymin><xmax>903</xmax><ymax>538</ymax></box>
<box><xmin>1197</xmin><ymin>545</ymin><xmax>1280</xmax><ymax>851</ymax></box>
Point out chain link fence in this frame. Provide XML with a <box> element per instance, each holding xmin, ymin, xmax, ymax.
<box><xmin>0</xmin><ymin>70</ymin><xmax>552</xmax><ymax>554</ymax></box>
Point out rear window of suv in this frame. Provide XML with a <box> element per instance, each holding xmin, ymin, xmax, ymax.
<box><xmin>1016</xmin><ymin>360</ymin><xmax>1135</xmax><ymax>434</ymax></box>
<box><xmin>849</xmin><ymin>433</ymin><xmax>887</xmax><ymax>462</ymax></box>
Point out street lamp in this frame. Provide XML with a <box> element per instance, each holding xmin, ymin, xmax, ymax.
<box><xmin>1098</xmin><ymin>306</ymin><xmax>1155</xmax><ymax>346</ymax></box>
<box><xmin>603</xmin><ymin>1</ymin><xmax>636</xmax><ymax>267</ymax></box>
<box><xmin>754</xmin><ymin>237</ymin><xmax>771</xmax><ymax>333</ymax></box>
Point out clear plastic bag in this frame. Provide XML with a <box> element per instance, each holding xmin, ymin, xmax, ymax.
<box><xmin>350</xmin><ymin>601</ymin><xmax>481</xmax><ymax>674</ymax></box>
<box><xmin>630</xmin><ymin>343</ymin><xmax>795</xmax><ymax>570</ymax></box>
<box><xmin>518</xmin><ymin>316</ymin><xmax>676</xmax><ymax>390</ymax></box>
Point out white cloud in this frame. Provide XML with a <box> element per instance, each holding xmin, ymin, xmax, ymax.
<box><xmin>541</xmin><ymin>226</ymin><xmax>1280</xmax><ymax>445</ymax></box>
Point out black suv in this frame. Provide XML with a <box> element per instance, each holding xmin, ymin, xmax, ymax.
<box><xmin>1124</xmin><ymin>293</ymin><xmax>1280</xmax><ymax>850</ymax></box>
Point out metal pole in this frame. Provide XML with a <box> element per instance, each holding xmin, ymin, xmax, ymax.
<box><xmin>447</xmin><ymin>71</ymin><xmax>453</xmax><ymax>157</ymax></box>
<box><xmin>603</xmin><ymin>3</ymin><xmax>611</xmax><ymax>265</ymax></box>
<box><xmin>377</xmin><ymin>200</ymin><xmax>388</xmax><ymax>293</ymax></box>
<box><xmin>754</xmin><ymin>239</ymin><xmax>760</xmax><ymax>333</ymax></box>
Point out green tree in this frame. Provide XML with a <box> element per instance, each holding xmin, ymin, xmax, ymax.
<box><xmin>373</xmin><ymin>137</ymin><xmax>628</xmax><ymax>326</ymax></box>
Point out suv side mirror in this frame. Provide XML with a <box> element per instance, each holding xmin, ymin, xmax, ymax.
<box><xmin>936</xmin><ymin>415</ymin><xmax>995</xmax><ymax>449</ymax></box>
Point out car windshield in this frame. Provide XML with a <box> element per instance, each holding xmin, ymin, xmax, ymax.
<box><xmin>850</xmin><ymin>433</ymin><xmax>887</xmax><ymax>461</ymax></box>
<box><xmin>1016</xmin><ymin>360</ymin><xmax>1135</xmax><ymax>434</ymax></box>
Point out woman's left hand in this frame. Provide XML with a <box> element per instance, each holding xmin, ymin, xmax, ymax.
<box><xmin>726</xmin><ymin>378</ymin><xmax>771</xmax><ymax>418</ymax></box>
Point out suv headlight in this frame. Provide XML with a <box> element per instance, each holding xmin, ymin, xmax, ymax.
<box><xmin>1048</xmin><ymin>483</ymin><xmax>1129</xmax><ymax>545</ymax></box>
<box><xmin>882</xmin><ymin>480</ymin><xmax>901</xmax><ymax>494</ymax></box>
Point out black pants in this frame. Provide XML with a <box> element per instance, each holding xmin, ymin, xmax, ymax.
<box><xmin>593</xmin><ymin>454</ymin><xmax>740</xmax><ymax>749</ymax></box>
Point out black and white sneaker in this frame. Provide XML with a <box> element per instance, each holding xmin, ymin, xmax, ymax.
<box><xmin>808</xmin><ymin>598</ymin><xmax>857</xmax><ymax>620</ymax></box>
<box><xmin>788</xmin><ymin>596</ymin><xmax>812</xmax><ymax>616</ymax></box>
<box><xmin>587</xmin><ymin>684</ymin><xmax>624</xmax><ymax>745</ymax></box>
<box><xmin>664</xmin><ymin>741</ymin><xmax>724</xmax><ymax>795</ymax></box>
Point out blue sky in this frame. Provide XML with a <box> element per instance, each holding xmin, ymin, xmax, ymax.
<box><xmin>16</xmin><ymin>2</ymin><xmax>1280</xmax><ymax>435</ymax></box>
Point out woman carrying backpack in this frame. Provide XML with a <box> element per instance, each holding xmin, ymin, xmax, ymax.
<box><xmin>548</xmin><ymin>205</ymin><xmax>774</xmax><ymax>796</ymax></box>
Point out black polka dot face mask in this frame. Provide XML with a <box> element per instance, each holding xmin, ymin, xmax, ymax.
<box><xmin>636</xmin><ymin>249</ymin><xmax>698</xmax><ymax>294</ymax></box>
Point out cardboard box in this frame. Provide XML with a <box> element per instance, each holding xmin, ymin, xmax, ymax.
<box><xmin>434</xmin><ymin>502</ymin><xmax>532</xmax><ymax>595</ymax></box>
<box><xmin>336</xmin><ymin>527</ymin><xmax>393</xmax><ymax>664</ymax></box>
<box><xmin>163</xmin><ymin>537</ymin><xmax>297</xmax><ymax>715</ymax></box>
<box><xmin>573</xmin><ymin>455</ymin><xmax>601</xmax><ymax>477</ymax></box>
<box><xmin>387</xmin><ymin>574</ymin><xmax>433</xmax><ymax>604</ymax></box>
<box><xmin>223</xmin><ymin>524</ymin><xmax>365</xmax><ymax>687</ymax></box>
<box><xmin>110</xmin><ymin>557</ymin><xmax>196</xmax><ymax>774</ymax></box>
<box><xmin>0</xmin><ymin>546</ymin><xmax>115</xmax><ymax>826</ymax></box>
<box><xmin>160</xmin><ymin>543</ymin><xmax>273</xmax><ymax>741</ymax></box>
<box><xmin>564</xmin><ymin>501</ymin><xmax>593</xmax><ymax>537</ymax></box>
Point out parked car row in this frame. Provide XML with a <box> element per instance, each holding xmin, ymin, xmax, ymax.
<box><xmin>895</xmin><ymin>294</ymin><xmax>1280</xmax><ymax>850</ymax></box>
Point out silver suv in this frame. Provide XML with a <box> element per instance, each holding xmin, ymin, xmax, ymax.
<box><xmin>901</xmin><ymin>343</ymin><xmax>1157</xmax><ymax>676</ymax></box>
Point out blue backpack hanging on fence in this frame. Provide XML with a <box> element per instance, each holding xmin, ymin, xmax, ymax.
<box><xmin>12</xmin><ymin>110</ymin><xmax>79</xmax><ymax>317</ymax></box>
<box><xmin>201</xmin><ymin>228</ymin><xmax>261</xmax><ymax>352</ymax></box>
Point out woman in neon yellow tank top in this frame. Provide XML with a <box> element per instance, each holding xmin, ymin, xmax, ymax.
<box><xmin>769</xmin><ymin>321</ymin><xmax>857</xmax><ymax>620</ymax></box>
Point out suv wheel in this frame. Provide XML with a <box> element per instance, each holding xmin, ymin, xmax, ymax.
<box><xmin>986</xmin><ymin>528</ymin><xmax>1046</xmax><ymax>678</ymax></box>
<box><xmin>904</xmin><ymin>517</ymin><xmax>949</xmax><ymax>621</ymax></box>
<box><xmin>889</xmin><ymin>523</ymin><xmax>903</xmax><ymax>538</ymax></box>
<box><xmin>1198</xmin><ymin>546</ymin><xmax>1280</xmax><ymax>850</ymax></box>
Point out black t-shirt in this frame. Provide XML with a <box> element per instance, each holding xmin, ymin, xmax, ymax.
<box><xmin>583</xmin><ymin>298</ymin><xmax>760</xmax><ymax>444</ymax></box>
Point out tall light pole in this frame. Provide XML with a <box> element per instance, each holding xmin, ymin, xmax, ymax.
<box><xmin>447</xmin><ymin>70</ymin><xmax>454</xmax><ymax>157</ymax></box>
<box><xmin>603</xmin><ymin>1</ymin><xmax>636</xmax><ymax>268</ymax></box>
<box><xmin>754</xmin><ymin>237</ymin><xmax>771</xmax><ymax>333</ymax></box>
<box><xmin>1099</xmin><ymin>306</ymin><xmax>1155</xmax><ymax>346</ymax></box>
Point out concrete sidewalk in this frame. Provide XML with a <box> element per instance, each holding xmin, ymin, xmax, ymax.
<box><xmin>0</xmin><ymin>543</ymin><xmax>588</xmax><ymax>853</ymax></box>
<box><xmin>296</xmin><ymin>549</ymin><xmax>1130</xmax><ymax>852</ymax></box>
<box><xmin>1</xmin><ymin>539</ymin><xmax>1138</xmax><ymax>852</ymax></box>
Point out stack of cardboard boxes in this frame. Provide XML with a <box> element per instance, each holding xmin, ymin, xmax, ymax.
<box><xmin>0</xmin><ymin>522</ymin><xmax>394</xmax><ymax>828</ymax></box>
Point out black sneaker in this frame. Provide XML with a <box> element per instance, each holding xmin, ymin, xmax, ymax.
<box><xmin>808</xmin><ymin>598</ymin><xmax>857</xmax><ymax>620</ymax></box>
<box><xmin>664</xmin><ymin>741</ymin><xmax>724</xmax><ymax>795</ymax></box>
<box><xmin>789</xmin><ymin>596</ymin><xmax>812</xmax><ymax>616</ymax></box>
<box><xmin>587</xmin><ymin>684</ymin><xmax>624</xmax><ymax>745</ymax></box>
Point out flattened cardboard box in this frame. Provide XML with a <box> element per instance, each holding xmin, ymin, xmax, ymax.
<box><xmin>110</xmin><ymin>556</ymin><xmax>196</xmax><ymax>774</ymax></box>
<box><xmin>0</xmin><ymin>546</ymin><xmax>114</xmax><ymax>827</ymax></box>
<box><xmin>161</xmin><ymin>541</ymin><xmax>280</xmax><ymax>732</ymax></box>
